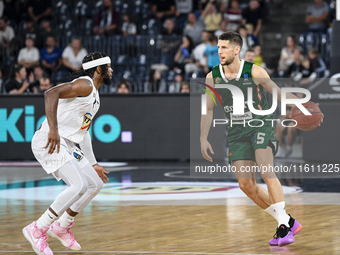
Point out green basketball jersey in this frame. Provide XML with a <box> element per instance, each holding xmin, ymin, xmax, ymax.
<box><xmin>212</xmin><ymin>60</ymin><xmax>274</xmax><ymax>140</ymax></box>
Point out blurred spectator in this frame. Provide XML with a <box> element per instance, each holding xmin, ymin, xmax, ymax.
<box><xmin>145</xmin><ymin>69</ymin><xmax>167</xmax><ymax>93</ymax></box>
<box><xmin>161</xmin><ymin>18</ymin><xmax>179</xmax><ymax>35</ymax></box>
<box><xmin>183</xmin><ymin>12</ymin><xmax>205</xmax><ymax>46</ymax></box>
<box><xmin>29</xmin><ymin>64</ymin><xmax>45</xmax><ymax>89</ymax></box>
<box><xmin>62</xmin><ymin>37</ymin><xmax>88</xmax><ymax>71</ymax></box>
<box><xmin>121</xmin><ymin>13</ymin><xmax>137</xmax><ymax>36</ymax></box>
<box><xmin>245</xmin><ymin>23</ymin><xmax>259</xmax><ymax>45</ymax></box>
<box><xmin>214</xmin><ymin>19</ymin><xmax>227</xmax><ymax>38</ymax></box>
<box><xmin>201</xmin><ymin>0</ymin><xmax>222</xmax><ymax>32</ymax></box>
<box><xmin>173</xmin><ymin>35</ymin><xmax>194</xmax><ymax>73</ymax></box>
<box><xmin>244</xmin><ymin>49</ymin><xmax>255</xmax><ymax>62</ymax></box>
<box><xmin>116</xmin><ymin>79</ymin><xmax>131</xmax><ymax>94</ymax></box>
<box><xmin>306</xmin><ymin>0</ymin><xmax>329</xmax><ymax>34</ymax></box>
<box><xmin>253</xmin><ymin>44</ymin><xmax>272</xmax><ymax>74</ymax></box>
<box><xmin>0</xmin><ymin>1</ymin><xmax>3</xmax><ymax>17</ymax></box>
<box><xmin>204</xmin><ymin>33</ymin><xmax>219</xmax><ymax>73</ymax></box>
<box><xmin>180</xmin><ymin>81</ymin><xmax>190</xmax><ymax>93</ymax></box>
<box><xmin>39</xmin><ymin>18</ymin><xmax>59</xmax><ymax>48</ymax></box>
<box><xmin>2</xmin><ymin>0</ymin><xmax>16</xmax><ymax>22</ymax></box>
<box><xmin>152</xmin><ymin>0</ymin><xmax>176</xmax><ymax>22</ymax></box>
<box><xmin>277</xmin><ymin>35</ymin><xmax>297</xmax><ymax>75</ymax></box>
<box><xmin>27</xmin><ymin>0</ymin><xmax>51</xmax><ymax>24</ymax></box>
<box><xmin>38</xmin><ymin>74</ymin><xmax>52</xmax><ymax>93</ymax></box>
<box><xmin>308</xmin><ymin>48</ymin><xmax>326</xmax><ymax>77</ymax></box>
<box><xmin>16</xmin><ymin>0</ymin><xmax>30</xmax><ymax>22</ymax></box>
<box><xmin>175</xmin><ymin>0</ymin><xmax>194</xmax><ymax>16</ymax></box>
<box><xmin>40</xmin><ymin>36</ymin><xmax>62</xmax><ymax>74</ymax></box>
<box><xmin>19</xmin><ymin>17</ymin><xmax>39</xmax><ymax>45</ymax></box>
<box><xmin>17</xmin><ymin>36</ymin><xmax>39</xmax><ymax>70</ymax></box>
<box><xmin>4</xmin><ymin>64</ymin><xmax>30</xmax><ymax>94</ymax></box>
<box><xmin>93</xmin><ymin>0</ymin><xmax>120</xmax><ymax>35</ymax></box>
<box><xmin>168</xmin><ymin>69</ymin><xmax>183</xmax><ymax>93</ymax></box>
<box><xmin>287</xmin><ymin>47</ymin><xmax>303</xmax><ymax>79</ymax></box>
<box><xmin>238</xmin><ymin>25</ymin><xmax>249</xmax><ymax>59</ymax></box>
<box><xmin>224</xmin><ymin>0</ymin><xmax>243</xmax><ymax>32</ymax></box>
<box><xmin>175</xmin><ymin>0</ymin><xmax>194</xmax><ymax>25</ymax></box>
<box><xmin>185</xmin><ymin>31</ymin><xmax>210</xmax><ymax>73</ymax></box>
<box><xmin>0</xmin><ymin>16</ymin><xmax>15</xmax><ymax>55</ymax></box>
<box><xmin>296</xmin><ymin>58</ymin><xmax>317</xmax><ymax>86</ymax></box>
<box><xmin>242</xmin><ymin>0</ymin><xmax>262</xmax><ymax>37</ymax></box>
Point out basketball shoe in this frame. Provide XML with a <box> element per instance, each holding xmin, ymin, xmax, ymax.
<box><xmin>22</xmin><ymin>221</ymin><xmax>53</xmax><ymax>255</ymax></box>
<box><xmin>269</xmin><ymin>214</ymin><xmax>302</xmax><ymax>246</ymax></box>
<box><xmin>47</xmin><ymin>221</ymin><xmax>81</xmax><ymax>250</ymax></box>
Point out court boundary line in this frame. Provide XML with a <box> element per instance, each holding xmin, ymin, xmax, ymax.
<box><xmin>0</xmin><ymin>251</ymin><xmax>274</xmax><ymax>255</ymax></box>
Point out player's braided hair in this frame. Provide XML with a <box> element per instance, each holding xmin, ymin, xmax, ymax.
<box><xmin>69</xmin><ymin>52</ymin><xmax>109</xmax><ymax>79</ymax></box>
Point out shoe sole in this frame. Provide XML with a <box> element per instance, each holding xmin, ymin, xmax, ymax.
<box><xmin>47</xmin><ymin>229</ymin><xmax>81</xmax><ymax>251</ymax></box>
<box><xmin>278</xmin><ymin>238</ymin><xmax>295</xmax><ymax>247</ymax></box>
<box><xmin>269</xmin><ymin>223</ymin><xmax>302</xmax><ymax>246</ymax></box>
<box><xmin>23</xmin><ymin>227</ymin><xmax>50</xmax><ymax>255</ymax></box>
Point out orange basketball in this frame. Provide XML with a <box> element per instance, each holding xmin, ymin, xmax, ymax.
<box><xmin>291</xmin><ymin>102</ymin><xmax>322</xmax><ymax>131</ymax></box>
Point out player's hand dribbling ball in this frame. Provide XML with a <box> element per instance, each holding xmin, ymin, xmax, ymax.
<box><xmin>291</xmin><ymin>101</ymin><xmax>323</xmax><ymax>131</ymax></box>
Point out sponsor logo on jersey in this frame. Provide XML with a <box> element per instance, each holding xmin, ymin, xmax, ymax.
<box><xmin>242</xmin><ymin>73</ymin><xmax>252</xmax><ymax>85</ymax></box>
<box><xmin>215</xmin><ymin>77</ymin><xmax>221</xmax><ymax>84</ymax></box>
<box><xmin>81</xmin><ymin>112</ymin><xmax>92</xmax><ymax>130</ymax></box>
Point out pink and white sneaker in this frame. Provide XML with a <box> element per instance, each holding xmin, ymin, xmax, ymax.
<box><xmin>47</xmin><ymin>221</ymin><xmax>81</xmax><ymax>251</ymax></box>
<box><xmin>22</xmin><ymin>221</ymin><xmax>53</xmax><ymax>255</ymax></box>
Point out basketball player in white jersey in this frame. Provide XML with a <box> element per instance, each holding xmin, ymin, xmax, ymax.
<box><xmin>23</xmin><ymin>52</ymin><xmax>113</xmax><ymax>255</ymax></box>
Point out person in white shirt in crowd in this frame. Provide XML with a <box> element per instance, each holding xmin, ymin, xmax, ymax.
<box><xmin>62</xmin><ymin>37</ymin><xmax>88</xmax><ymax>71</ymax></box>
<box><xmin>121</xmin><ymin>13</ymin><xmax>137</xmax><ymax>36</ymax></box>
<box><xmin>237</xmin><ymin>25</ymin><xmax>249</xmax><ymax>59</ymax></box>
<box><xmin>17</xmin><ymin>36</ymin><xmax>40</xmax><ymax>69</ymax></box>
<box><xmin>0</xmin><ymin>16</ymin><xmax>15</xmax><ymax>56</ymax></box>
<box><xmin>277</xmin><ymin>35</ymin><xmax>297</xmax><ymax>76</ymax></box>
<box><xmin>185</xmin><ymin>31</ymin><xmax>210</xmax><ymax>74</ymax></box>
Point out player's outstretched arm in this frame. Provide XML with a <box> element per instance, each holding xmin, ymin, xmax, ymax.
<box><xmin>44</xmin><ymin>79</ymin><xmax>93</xmax><ymax>154</ymax></box>
<box><xmin>200</xmin><ymin>72</ymin><xmax>215</xmax><ymax>162</ymax></box>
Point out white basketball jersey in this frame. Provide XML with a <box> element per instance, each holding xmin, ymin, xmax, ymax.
<box><xmin>40</xmin><ymin>76</ymin><xmax>100</xmax><ymax>143</ymax></box>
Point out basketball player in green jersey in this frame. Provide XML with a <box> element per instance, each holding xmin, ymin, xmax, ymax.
<box><xmin>200</xmin><ymin>31</ymin><xmax>304</xmax><ymax>246</ymax></box>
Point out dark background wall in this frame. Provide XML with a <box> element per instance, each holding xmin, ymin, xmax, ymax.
<box><xmin>0</xmin><ymin>95</ymin><xmax>190</xmax><ymax>161</ymax></box>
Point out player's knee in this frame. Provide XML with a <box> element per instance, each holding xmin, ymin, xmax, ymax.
<box><xmin>93</xmin><ymin>179</ymin><xmax>103</xmax><ymax>194</ymax></box>
<box><xmin>238</xmin><ymin>179</ymin><xmax>256</xmax><ymax>195</ymax></box>
<box><xmin>88</xmin><ymin>178</ymin><xmax>103</xmax><ymax>196</ymax></box>
<box><xmin>78</xmin><ymin>179</ymin><xmax>88</xmax><ymax>197</ymax></box>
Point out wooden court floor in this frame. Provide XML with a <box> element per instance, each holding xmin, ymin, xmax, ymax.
<box><xmin>1</xmin><ymin>204</ymin><xmax>340</xmax><ymax>255</ymax></box>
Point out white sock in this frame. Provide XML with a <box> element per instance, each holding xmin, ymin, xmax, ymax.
<box><xmin>264</xmin><ymin>201</ymin><xmax>290</xmax><ymax>227</ymax></box>
<box><xmin>58</xmin><ymin>211</ymin><xmax>75</xmax><ymax>228</ymax></box>
<box><xmin>36</xmin><ymin>209</ymin><xmax>58</xmax><ymax>229</ymax></box>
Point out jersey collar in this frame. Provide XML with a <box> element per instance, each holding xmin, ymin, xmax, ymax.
<box><xmin>219</xmin><ymin>59</ymin><xmax>244</xmax><ymax>83</ymax></box>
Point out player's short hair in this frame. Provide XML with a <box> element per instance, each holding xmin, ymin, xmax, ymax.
<box><xmin>218</xmin><ymin>31</ymin><xmax>243</xmax><ymax>48</ymax></box>
<box><xmin>245</xmin><ymin>49</ymin><xmax>255</xmax><ymax>54</ymax></box>
<box><xmin>70</xmin><ymin>52</ymin><xmax>109</xmax><ymax>79</ymax></box>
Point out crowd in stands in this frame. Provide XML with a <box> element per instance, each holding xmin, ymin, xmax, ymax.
<box><xmin>0</xmin><ymin>0</ymin><xmax>334</xmax><ymax>95</ymax></box>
